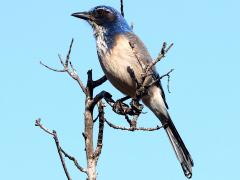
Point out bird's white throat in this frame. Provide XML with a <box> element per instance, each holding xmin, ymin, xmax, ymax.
<box><xmin>93</xmin><ymin>25</ymin><xmax>115</xmax><ymax>58</ymax></box>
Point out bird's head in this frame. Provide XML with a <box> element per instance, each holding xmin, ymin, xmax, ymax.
<box><xmin>72</xmin><ymin>6</ymin><xmax>131</xmax><ymax>35</ymax></box>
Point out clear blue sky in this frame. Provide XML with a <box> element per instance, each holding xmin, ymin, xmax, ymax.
<box><xmin>1</xmin><ymin>0</ymin><xmax>240</xmax><ymax>179</ymax></box>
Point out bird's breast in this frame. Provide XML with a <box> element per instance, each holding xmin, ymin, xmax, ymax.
<box><xmin>97</xmin><ymin>34</ymin><xmax>143</xmax><ymax>97</ymax></box>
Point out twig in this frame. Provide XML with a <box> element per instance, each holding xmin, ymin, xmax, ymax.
<box><xmin>120</xmin><ymin>0</ymin><xmax>124</xmax><ymax>17</ymax></box>
<box><xmin>105</xmin><ymin>119</ymin><xmax>163</xmax><ymax>132</ymax></box>
<box><xmin>60</xmin><ymin>148</ymin><xmax>87</xmax><ymax>173</ymax></box>
<box><xmin>160</xmin><ymin>68</ymin><xmax>174</xmax><ymax>93</ymax></box>
<box><xmin>35</xmin><ymin>118</ymin><xmax>54</xmax><ymax>135</ymax></box>
<box><xmin>159</xmin><ymin>69</ymin><xmax>174</xmax><ymax>79</ymax></box>
<box><xmin>92</xmin><ymin>90</ymin><xmax>112</xmax><ymax>109</ymax></box>
<box><xmin>93</xmin><ymin>114</ymin><xmax>99</xmax><ymax>123</ymax></box>
<box><xmin>145</xmin><ymin>42</ymin><xmax>174</xmax><ymax>74</ymax></box>
<box><xmin>118</xmin><ymin>95</ymin><xmax>131</xmax><ymax>102</ymax></box>
<box><xmin>94</xmin><ymin>101</ymin><xmax>105</xmax><ymax>162</ymax></box>
<box><xmin>40</xmin><ymin>61</ymin><xmax>66</xmax><ymax>72</ymax></box>
<box><xmin>35</xmin><ymin>119</ymin><xmax>86</xmax><ymax>175</ymax></box>
<box><xmin>53</xmin><ymin>130</ymin><xmax>72</xmax><ymax>180</ymax></box>
<box><xmin>93</xmin><ymin>75</ymin><xmax>107</xmax><ymax>88</ymax></box>
<box><xmin>65</xmin><ymin>38</ymin><xmax>74</xmax><ymax>67</ymax></box>
<box><xmin>40</xmin><ymin>39</ymin><xmax>87</xmax><ymax>94</ymax></box>
<box><xmin>35</xmin><ymin>119</ymin><xmax>72</xmax><ymax>180</ymax></box>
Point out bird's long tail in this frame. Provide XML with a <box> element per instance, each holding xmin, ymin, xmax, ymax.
<box><xmin>164</xmin><ymin>116</ymin><xmax>194</xmax><ymax>178</ymax></box>
<box><xmin>143</xmin><ymin>86</ymin><xmax>194</xmax><ymax>178</ymax></box>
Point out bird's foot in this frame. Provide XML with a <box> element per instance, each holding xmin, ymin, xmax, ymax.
<box><xmin>130</xmin><ymin>99</ymin><xmax>144</xmax><ymax>115</ymax></box>
<box><xmin>112</xmin><ymin>100</ymin><xmax>131</xmax><ymax>115</ymax></box>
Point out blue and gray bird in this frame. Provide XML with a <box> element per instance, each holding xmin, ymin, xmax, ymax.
<box><xmin>72</xmin><ymin>5</ymin><xmax>194</xmax><ymax>178</ymax></box>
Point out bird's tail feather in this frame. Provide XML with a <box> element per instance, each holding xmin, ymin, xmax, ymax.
<box><xmin>164</xmin><ymin>116</ymin><xmax>194</xmax><ymax>178</ymax></box>
<box><xmin>143</xmin><ymin>86</ymin><xmax>194</xmax><ymax>178</ymax></box>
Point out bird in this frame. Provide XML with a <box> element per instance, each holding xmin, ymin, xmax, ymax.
<box><xmin>72</xmin><ymin>5</ymin><xmax>194</xmax><ymax>178</ymax></box>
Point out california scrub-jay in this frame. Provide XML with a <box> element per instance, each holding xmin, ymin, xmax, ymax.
<box><xmin>72</xmin><ymin>5</ymin><xmax>193</xmax><ymax>178</ymax></box>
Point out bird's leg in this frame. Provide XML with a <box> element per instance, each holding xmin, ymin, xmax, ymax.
<box><xmin>102</xmin><ymin>93</ymin><xmax>133</xmax><ymax>116</ymax></box>
<box><xmin>130</xmin><ymin>98</ymin><xmax>144</xmax><ymax>115</ymax></box>
<box><xmin>112</xmin><ymin>95</ymin><xmax>131</xmax><ymax>114</ymax></box>
<box><xmin>112</xmin><ymin>100</ymin><xmax>131</xmax><ymax>115</ymax></box>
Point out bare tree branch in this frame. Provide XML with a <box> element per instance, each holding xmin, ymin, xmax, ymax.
<box><xmin>35</xmin><ymin>119</ymin><xmax>87</xmax><ymax>176</ymax></box>
<box><xmin>145</xmin><ymin>42</ymin><xmax>174</xmax><ymax>73</ymax></box>
<box><xmin>93</xmin><ymin>75</ymin><xmax>107</xmax><ymax>88</ymax></box>
<box><xmin>94</xmin><ymin>101</ymin><xmax>105</xmax><ymax>163</ymax></box>
<box><xmin>35</xmin><ymin>119</ymin><xmax>72</xmax><ymax>180</ymax></box>
<box><xmin>60</xmin><ymin>148</ymin><xmax>87</xmax><ymax>173</ymax></box>
<box><xmin>120</xmin><ymin>0</ymin><xmax>124</xmax><ymax>17</ymax></box>
<box><xmin>105</xmin><ymin>119</ymin><xmax>163</xmax><ymax>132</ymax></box>
<box><xmin>92</xmin><ymin>91</ymin><xmax>112</xmax><ymax>109</ymax></box>
<box><xmin>40</xmin><ymin>61</ymin><xmax>66</xmax><ymax>72</ymax></box>
<box><xmin>160</xmin><ymin>68</ymin><xmax>174</xmax><ymax>93</ymax></box>
<box><xmin>35</xmin><ymin>118</ymin><xmax>55</xmax><ymax>135</ymax></box>
<box><xmin>53</xmin><ymin>131</ymin><xmax>72</xmax><ymax>180</ymax></box>
<box><xmin>93</xmin><ymin>114</ymin><xmax>99</xmax><ymax>123</ymax></box>
<box><xmin>40</xmin><ymin>39</ymin><xmax>87</xmax><ymax>94</ymax></box>
<box><xmin>65</xmin><ymin>38</ymin><xmax>74</xmax><ymax>67</ymax></box>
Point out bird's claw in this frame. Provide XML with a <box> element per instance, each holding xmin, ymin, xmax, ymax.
<box><xmin>130</xmin><ymin>99</ymin><xmax>144</xmax><ymax>115</ymax></box>
<box><xmin>112</xmin><ymin>100</ymin><xmax>130</xmax><ymax>115</ymax></box>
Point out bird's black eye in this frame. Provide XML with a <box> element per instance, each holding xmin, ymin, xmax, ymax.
<box><xmin>94</xmin><ymin>9</ymin><xmax>109</xmax><ymax>18</ymax></box>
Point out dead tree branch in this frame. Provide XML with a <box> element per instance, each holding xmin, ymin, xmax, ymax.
<box><xmin>60</xmin><ymin>148</ymin><xmax>87</xmax><ymax>173</ymax></box>
<box><xmin>38</xmin><ymin>38</ymin><xmax>109</xmax><ymax>180</ymax></box>
<box><xmin>160</xmin><ymin>68</ymin><xmax>174</xmax><ymax>93</ymax></box>
<box><xmin>120</xmin><ymin>0</ymin><xmax>124</xmax><ymax>17</ymax></box>
<box><xmin>40</xmin><ymin>38</ymin><xmax>87</xmax><ymax>95</ymax></box>
<box><xmin>145</xmin><ymin>42</ymin><xmax>174</xmax><ymax>73</ymax></box>
<box><xmin>105</xmin><ymin>119</ymin><xmax>163</xmax><ymax>132</ymax></box>
<box><xmin>94</xmin><ymin>101</ymin><xmax>105</xmax><ymax>163</ymax></box>
<box><xmin>35</xmin><ymin>119</ymin><xmax>87</xmax><ymax>180</ymax></box>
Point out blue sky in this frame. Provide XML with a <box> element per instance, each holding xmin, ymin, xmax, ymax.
<box><xmin>1</xmin><ymin>0</ymin><xmax>240</xmax><ymax>179</ymax></box>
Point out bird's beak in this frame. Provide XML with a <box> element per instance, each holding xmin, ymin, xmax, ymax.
<box><xmin>71</xmin><ymin>11</ymin><xmax>91</xmax><ymax>21</ymax></box>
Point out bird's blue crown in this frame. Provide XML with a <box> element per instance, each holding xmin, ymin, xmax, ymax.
<box><xmin>90</xmin><ymin>5</ymin><xmax>132</xmax><ymax>34</ymax></box>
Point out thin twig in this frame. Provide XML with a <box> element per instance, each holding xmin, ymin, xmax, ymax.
<box><xmin>65</xmin><ymin>38</ymin><xmax>74</xmax><ymax>67</ymax></box>
<box><xmin>120</xmin><ymin>0</ymin><xmax>124</xmax><ymax>17</ymax></box>
<box><xmin>105</xmin><ymin>119</ymin><xmax>163</xmax><ymax>132</ymax></box>
<box><xmin>160</xmin><ymin>68</ymin><xmax>174</xmax><ymax>93</ymax></box>
<box><xmin>40</xmin><ymin>61</ymin><xmax>66</xmax><ymax>73</ymax></box>
<box><xmin>92</xmin><ymin>90</ymin><xmax>112</xmax><ymax>109</ymax></box>
<box><xmin>93</xmin><ymin>114</ymin><xmax>99</xmax><ymax>123</ymax></box>
<box><xmin>53</xmin><ymin>130</ymin><xmax>72</xmax><ymax>180</ymax></box>
<box><xmin>35</xmin><ymin>119</ymin><xmax>54</xmax><ymax>135</ymax></box>
<box><xmin>40</xmin><ymin>39</ymin><xmax>87</xmax><ymax>94</ymax></box>
<box><xmin>94</xmin><ymin>101</ymin><xmax>105</xmax><ymax>162</ymax></box>
<box><xmin>35</xmin><ymin>119</ymin><xmax>72</xmax><ymax>180</ymax></box>
<box><xmin>159</xmin><ymin>69</ymin><xmax>174</xmax><ymax>79</ymax></box>
<box><xmin>93</xmin><ymin>75</ymin><xmax>107</xmax><ymax>88</ymax></box>
<box><xmin>118</xmin><ymin>95</ymin><xmax>131</xmax><ymax>102</ymax></box>
<box><xmin>60</xmin><ymin>148</ymin><xmax>87</xmax><ymax>173</ymax></box>
<box><xmin>145</xmin><ymin>42</ymin><xmax>174</xmax><ymax>74</ymax></box>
